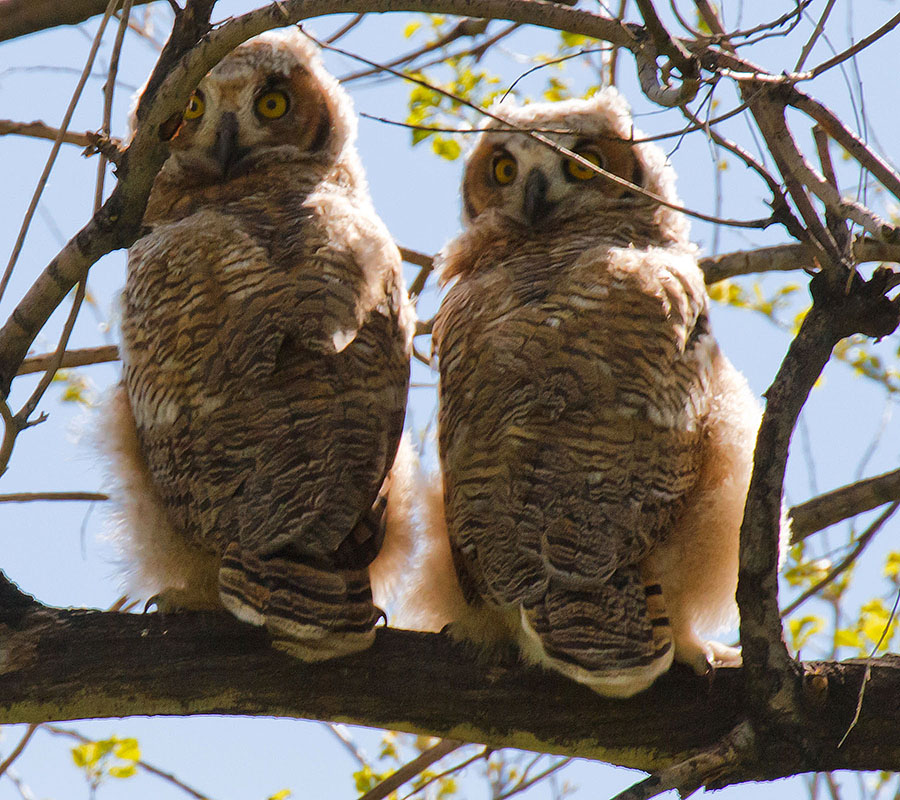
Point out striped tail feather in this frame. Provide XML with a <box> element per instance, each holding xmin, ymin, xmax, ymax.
<box><xmin>519</xmin><ymin>565</ymin><xmax>674</xmax><ymax>697</ymax></box>
<box><xmin>219</xmin><ymin>541</ymin><xmax>380</xmax><ymax>662</ymax></box>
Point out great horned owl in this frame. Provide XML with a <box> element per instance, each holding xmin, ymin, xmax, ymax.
<box><xmin>423</xmin><ymin>90</ymin><xmax>761</xmax><ymax>697</ymax></box>
<box><xmin>105</xmin><ymin>30</ymin><xmax>414</xmax><ymax>660</ymax></box>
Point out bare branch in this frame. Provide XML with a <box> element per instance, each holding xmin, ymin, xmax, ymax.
<box><xmin>809</xmin><ymin>12</ymin><xmax>900</xmax><ymax>79</ymax></box>
<box><xmin>16</xmin><ymin>344</ymin><xmax>120</xmax><ymax>376</ymax></box>
<box><xmin>699</xmin><ymin>238</ymin><xmax>900</xmax><ymax>284</ymax></box>
<box><xmin>0</xmin><ymin>723</ymin><xmax>39</xmax><ymax>779</ymax></box>
<box><xmin>608</xmin><ymin>722</ymin><xmax>755</xmax><ymax>800</ymax></box>
<box><xmin>0</xmin><ymin>492</ymin><xmax>108</xmax><ymax>503</ymax></box>
<box><xmin>781</xmin><ymin>503</ymin><xmax>900</xmax><ymax>619</ymax></box>
<box><xmin>44</xmin><ymin>725</ymin><xmax>217</xmax><ymax>800</ymax></box>
<box><xmin>737</xmin><ymin>269</ymin><xmax>900</xmax><ymax>717</ymax></box>
<box><xmin>0</xmin><ymin>0</ymin><xmax>154</xmax><ymax>42</ymax></box>
<box><xmin>789</xmin><ymin>468</ymin><xmax>900</xmax><ymax>544</ymax></box>
<box><xmin>787</xmin><ymin>88</ymin><xmax>900</xmax><ymax>205</ymax></box>
<box><xmin>794</xmin><ymin>0</ymin><xmax>837</xmax><ymax>72</ymax></box>
<box><xmin>359</xmin><ymin>739</ymin><xmax>464</xmax><ymax>800</ymax></box>
<box><xmin>0</xmin><ymin>120</ymin><xmax>97</xmax><ymax>148</ymax></box>
<box><xmin>3</xmin><ymin>593</ymin><xmax>900</xmax><ymax>781</ymax></box>
<box><xmin>0</xmin><ymin>0</ymin><xmax>119</xmax><ymax>307</ymax></box>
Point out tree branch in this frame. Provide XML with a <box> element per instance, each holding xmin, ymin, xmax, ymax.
<box><xmin>700</xmin><ymin>238</ymin><xmax>900</xmax><ymax>284</ymax></box>
<box><xmin>737</xmin><ymin>268</ymin><xmax>900</xmax><ymax>724</ymax></box>
<box><xmin>789</xmin><ymin>468</ymin><xmax>900</xmax><ymax>544</ymax></box>
<box><xmin>1</xmin><ymin>589</ymin><xmax>900</xmax><ymax>784</ymax></box>
<box><xmin>0</xmin><ymin>0</ymin><xmax>154</xmax><ymax>42</ymax></box>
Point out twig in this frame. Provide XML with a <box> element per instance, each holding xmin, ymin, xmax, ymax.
<box><xmin>789</xmin><ymin>468</ymin><xmax>900</xmax><ymax>544</ymax></box>
<box><xmin>838</xmin><ymin>588</ymin><xmax>900</xmax><ymax>748</ymax></box>
<box><xmin>16</xmin><ymin>280</ymin><xmax>87</xmax><ymax>424</ymax></box>
<box><xmin>809</xmin><ymin>12</ymin><xmax>900</xmax><ymax>79</ymax></box>
<box><xmin>358</xmin><ymin>739</ymin><xmax>464</xmax><ymax>800</ymax></box>
<box><xmin>324</xmin><ymin>722</ymin><xmax>370</xmax><ymax>767</ymax></box>
<box><xmin>95</xmin><ymin>0</ymin><xmax>134</xmax><ymax>211</ymax></box>
<box><xmin>0</xmin><ymin>492</ymin><xmax>109</xmax><ymax>503</ymax></box>
<box><xmin>401</xmin><ymin>248</ymin><xmax>435</xmax><ymax>298</ymax></box>
<box><xmin>0</xmin><ymin>399</ymin><xmax>17</xmax><ymax>477</ymax></box>
<box><xmin>324</xmin><ymin>12</ymin><xmax>363</xmax><ymax>43</ymax></box>
<box><xmin>607</xmin><ymin>722</ymin><xmax>755</xmax><ymax>800</ymax></box>
<box><xmin>0</xmin><ymin>0</ymin><xmax>154</xmax><ymax>41</ymax></box>
<box><xmin>495</xmin><ymin>757</ymin><xmax>572</xmax><ymax>799</ymax></box>
<box><xmin>16</xmin><ymin>344</ymin><xmax>120</xmax><ymax>376</ymax></box>
<box><xmin>398</xmin><ymin>746</ymin><xmax>489</xmax><ymax>800</ymax></box>
<box><xmin>0</xmin><ymin>0</ymin><xmax>119</xmax><ymax>306</ymax></box>
<box><xmin>794</xmin><ymin>0</ymin><xmax>837</xmax><ymax>72</ymax></box>
<box><xmin>608</xmin><ymin>0</ymin><xmax>628</xmax><ymax>86</ymax></box>
<box><xmin>312</xmin><ymin>34</ymin><xmax>772</xmax><ymax>231</ymax></box>
<box><xmin>781</xmin><ymin>502</ymin><xmax>900</xmax><ymax>618</ymax></box>
<box><xmin>44</xmin><ymin>724</ymin><xmax>215</xmax><ymax>800</ymax></box>
<box><xmin>787</xmin><ymin>87</ymin><xmax>900</xmax><ymax>205</ymax></box>
<box><xmin>0</xmin><ymin>119</ymin><xmax>95</xmax><ymax>147</ymax></box>
<box><xmin>500</xmin><ymin>46</ymin><xmax>607</xmax><ymax>101</ymax></box>
<box><xmin>0</xmin><ymin>724</ymin><xmax>39</xmax><ymax>779</ymax></box>
<box><xmin>341</xmin><ymin>16</ymin><xmax>489</xmax><ymax>82</ymax></box>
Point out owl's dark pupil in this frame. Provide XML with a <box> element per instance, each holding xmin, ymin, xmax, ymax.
<box><xmin>266</xmin><ymin>99</ymin><xmax>276</xmax><ymax>109</ymax></box>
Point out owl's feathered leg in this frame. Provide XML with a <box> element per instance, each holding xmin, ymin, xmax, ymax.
<box><xmin>642</xmin><ymin>352</ymin><xmax>765</xmax><ymax>675</ymax></box>
<box><xmin>219</xmin><ymin>539</ymin><xmax>379</xmax><ymax>661</ymax></box>
<box><xmin>518</xmin><ymin>565</ymin><xmax>674</xmax><ymax>698</ymax></box>
<box><xmin>103</xmin><ymin>386</ymin><xmax>221</xmax><ymax>610</ymax></box>
<box><xmin>369</xmin><ymin>434</ymin><xmax>419</xmax><ymax>614</ymax></box>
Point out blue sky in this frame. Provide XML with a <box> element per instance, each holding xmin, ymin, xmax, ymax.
<box><xmin>1</xmin><ymin>2</ymin><xmax>898</xmax><ymax>798</ymax></box>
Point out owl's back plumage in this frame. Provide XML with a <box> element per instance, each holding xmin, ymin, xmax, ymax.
<box><xmin>428</xmin><ymin>90</ymin><xmax>759</xmax><ymax>696</ymax></box>
<box><xmin>106</xmin><ymin>31</ymin><xmax>413</xmax><ymax>660</ymax></box>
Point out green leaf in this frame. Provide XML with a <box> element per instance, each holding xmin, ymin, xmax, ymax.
<box><xmin>885</xmin><ymin>551</ymin><xmax>900</xmax><ymax>580</ymax></box>
<box><xmin>108</xmin><ymin>765</ymin><xmax>137</xmax><ymax>779</ymax></box>
<box><xmin>268</xmin><ymin>790</ymin><xmax>292</xmax><ymax>800</ymax></box>
<box><xmin>560</xmin><ymin>30</ymin><xmax>589</xmax><ymax>48</ymax></box>
<box><xmin>788</xmin><ymin>615</ymin><xmax>823</xmax><ymax>651</ymax></box>
<box><xmin>72</xmin><ymin>743</ymin><xmax>99</xmax><ymax>768</ymax></box>
<box><xmin>432</xmin><ymin>136</ymin><xmax>461</xmax><ymax>160</ymax></box>
<box><xmin>404</xmin><ymin>20</ymin><xmax>421</xmax><ymax>38</ymax></box>
<box><xmin>835</xmin><ymin>628</ymin><xmax>861</xmax><ymax>648</ymax></box>
<box><xmin>113</xmin><ymin>738</ymin><xmax>141</xmax><ymax>762</ymax></box>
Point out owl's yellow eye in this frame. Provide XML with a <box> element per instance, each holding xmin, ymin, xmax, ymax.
<box><xmin>492</xmin><ymin>155</ymin><xmax>518</xmax><ymax>185</ymax></box>
<box><xmin>184</xmin><ymin>91</ymin><xmax>205</xmax><ymax>120</ymax></box>
<box><xmin>565</xmin><ymin>150</ymin><xmax>603</xmax><ymax>180</ymax></box>
<box><xmin>256</xmin><ymin>90</ymin><xmax>289</xmax><ymax>119</ymax></box>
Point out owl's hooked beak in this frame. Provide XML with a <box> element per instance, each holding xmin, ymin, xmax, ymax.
<box><xmin>212</xmin><ymin>112</ymin><xmax>250</xmax><ymax>177</ymax></box>
<box><xmin>522</xmin><ymin>168</ymin><xmax>554</xmax><ymax>227</ymax></box>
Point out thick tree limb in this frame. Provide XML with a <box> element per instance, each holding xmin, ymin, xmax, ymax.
<box><xmin>0</xmin><ymin>0</ymin><xmax>154</xmax><ymax>42</ymax></box>
<box><xmin>1</xmin><ymin>580</ymin><xmax>900</xmax><ymax>785</ymax></box>
<box><xmin>737</xmin><ymin>269</ymin><xmax>900</xmax><ymax>725</ymax></box>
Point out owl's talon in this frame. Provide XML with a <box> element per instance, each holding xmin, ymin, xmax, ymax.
<box><xmin>373</xmin><ymin>606</ymin><xmax>388</xmax><ymax>627</ymax></box>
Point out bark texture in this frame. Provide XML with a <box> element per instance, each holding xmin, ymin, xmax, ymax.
<box><xmin>1</xmin><ymin>580</ymin><xmax>899</xmax><ymax>784</ymax></box>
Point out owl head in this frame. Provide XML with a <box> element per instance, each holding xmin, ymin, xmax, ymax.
<box><xmin>458</xmin><ymin>88</ymin><xmax>689</xmax><ymax>247</ymax></box>
<box><xmin>155</xmin><ymin>29</ymin><xmax>359</xmax><ymax>186</ymax></box>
